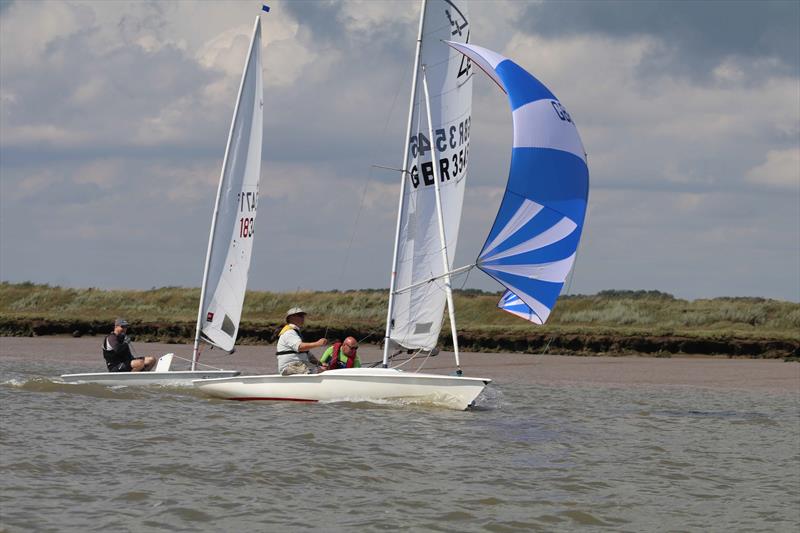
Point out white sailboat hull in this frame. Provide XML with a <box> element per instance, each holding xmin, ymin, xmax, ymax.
<box><xmin>192</xmin><ymin>368</ymin><xmax>490</xmax><ymax>410</ymax></box>
<box><xmin>60</xmin><ymin>370</ymin><xmax>240</xmax><ymax>387</ymax></box>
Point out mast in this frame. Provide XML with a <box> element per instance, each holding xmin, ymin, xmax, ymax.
<box><xmin>421</xmin><ymin>67</ymin><xmax>462</xmax><ymax>375</ymax></box>
<box><xmin>382</xmin><ymin>0</ymin><xmax>428</xmax><ymax>368</ymax></box>
<box><xmin>192</xmin><ymin>16</ymin><xmax>262</xmax><ymax>371</ymax></box>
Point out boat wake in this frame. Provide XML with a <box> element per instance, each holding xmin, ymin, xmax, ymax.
<box><xmin>315</xmin><ymin>388</ymin><xmax>500</xmax><ymax>411</ymax></box>
<box><xmin>2</xmin><ymin>377</ymin><xmax>143</xmax><ymax>399</ymax></box>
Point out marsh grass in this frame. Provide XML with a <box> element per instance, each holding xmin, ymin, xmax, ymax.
<box><xmin>1</xmin><ymin>282</ymin><xmax>797</xmax><ymax>342</ymax></box>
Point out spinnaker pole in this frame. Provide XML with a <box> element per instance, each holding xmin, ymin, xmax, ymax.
<box><xmin>382</xmin><ymin>0</ymin><xmax>428</xmax><ymax>368</ymax></box>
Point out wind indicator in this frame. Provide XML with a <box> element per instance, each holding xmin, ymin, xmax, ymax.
<box><xmin>262</xmin><ymin>4</ymin><xmax>270</xmax><ymax>12</ymax></box>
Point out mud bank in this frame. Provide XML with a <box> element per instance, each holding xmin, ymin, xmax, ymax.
<box><xmin>2</xmin><ymin>318</ymin><xmax>797</xmax><ymax>359</ymax></box>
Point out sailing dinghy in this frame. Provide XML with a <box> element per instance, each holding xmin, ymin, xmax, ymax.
<box><xmin>194</xmin><ymin>0</ymin><xmax>589</xmax><ymax>409</ymax></box>
<box><xmin>62</xmin><ymin>16</ymin><xmax>265</xmax><ymax>386</ymax></box>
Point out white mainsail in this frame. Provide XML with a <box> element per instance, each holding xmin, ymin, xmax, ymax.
<box><xmin>195</xmin><ymin>17</ymin><xmax>263</xmax><ymax>356</ymax></box>
<box><xmin>387</xmin><ymin>0</ymin><xmax>472</xmax><ymax>352</ymax></box>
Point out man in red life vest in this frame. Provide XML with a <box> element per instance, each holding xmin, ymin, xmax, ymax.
<box><xmin>319</xmin><ymin>336</ymin><xmax>361</xmax><ymax>370</ymax></box>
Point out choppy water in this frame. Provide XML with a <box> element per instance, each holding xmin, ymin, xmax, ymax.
<box><xmin>1</xmin><ymin>355</ymin><xmax>799</xmax><ymax>532</ymax></box>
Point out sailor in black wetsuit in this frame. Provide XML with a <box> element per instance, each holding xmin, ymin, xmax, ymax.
<box><xmin>102</xmin><ymin>318</ymin><xmax>156</xmax><ymax>372</ymax></box>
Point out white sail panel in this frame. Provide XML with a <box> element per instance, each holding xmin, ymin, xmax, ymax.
<box><xmin>389</xmin><ymin>0</ymin><xmax>472</xmax><ymax>351</ymax></box>
<box><xmin>480</xmin><ymin>217</ymin><xmax>577</xmax><ymax>263</ymax></box>
<box><xmin>512</xmin><ymin>100</ymin><xmax>586</xmax><ymax>161</ymax></box>
<box><xmin>200</xmin><ymin>19</ymin><xmax>263</xmax><ymax>352</ymax></box>
<box><xmin>480</xmin><ymin>198</ymin><xmax>543</xmax><ymax>258</ymax></box>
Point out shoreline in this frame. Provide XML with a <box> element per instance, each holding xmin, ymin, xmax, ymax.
<box><xmin>1</xmin><ymin>319</ymin><xmax>798</xmax><ymax>360</ymax></box>
<box><xmin>2</xmin><ymin>336</ymin><xmax>798</xmax><ymax>394</ymax></box>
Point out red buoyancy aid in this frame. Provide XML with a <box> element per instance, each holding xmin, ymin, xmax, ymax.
<box><xmin>328</xmin><ymin>342</ymin><xmax>356</xmax><ymax>369</ymax></box>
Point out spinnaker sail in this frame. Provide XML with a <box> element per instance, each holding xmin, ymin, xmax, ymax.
<box><xmin>387</xmin><ymin>0</ymin><xmax>472</xmax><ymax>351</ymax></box>
<box><xmin>446</xmin><ymin>42</ymin><xmax>589</xmax><ymax>325</ymax></box>
<box><xmin>196</xmin><ymin>17</ymin><xmax>264</xmax><ymax>355</ymax></box>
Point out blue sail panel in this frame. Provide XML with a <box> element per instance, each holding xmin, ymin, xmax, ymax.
<box><xmin>508</xmin><ymin>148</ymin><xmax>588</xmax><ymax>225</ymax></box>
<box><xmin>495</xmin><ymin>60</ymin><xmax>556</xmax><ymax>111</ymax></box>
<box><xmin>446</xmin><ymin>41</ymin><xmax>589</xmax><ymax>325</ymax></box>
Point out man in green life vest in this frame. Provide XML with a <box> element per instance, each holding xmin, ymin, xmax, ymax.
<box><xmin>319</xmin><ymin>336</ymin><xmax>361</xmax><ymax>370</ymax></box>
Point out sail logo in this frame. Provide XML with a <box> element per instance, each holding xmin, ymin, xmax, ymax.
<box><xmin>457</xmin><ymin>31</ymin><xmax>472</xmax><ymax>79</ymax></box>
<box><xmin>444</xmin><ymin>1</ymin><xmax>468</xmax><ymax>37</ymax></box>
<box><xmin>551</xmin><ymin>101</ymin><xmax>573</xmax><ymax>124</ymax></box>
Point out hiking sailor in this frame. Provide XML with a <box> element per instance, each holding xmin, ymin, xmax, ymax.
<box><xmin>102</xmin><ymin>318</ymin><xmax>156</xmax><ymax>372</ymax></box>
<box><xmin>276</xmin><ymin>307</ymin><xmax>328</xmax><ymax>375</ymax></box>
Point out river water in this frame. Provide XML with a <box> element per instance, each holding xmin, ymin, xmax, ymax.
<box><xmin>1</xmin><ymin>337</ymin><xmax>798</xmax><ymax>532</ymax></box>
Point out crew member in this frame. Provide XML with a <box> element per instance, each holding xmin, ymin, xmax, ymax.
<box><xmin>102</xmin><ymin>318</ymin><xmax>156</xmax><ymax>372</ymax></box>
<box><xmin>276</xmin><ymin>307</ymin><xmax>327</xmax><ymax>375</ymax></box>
<box><xmin>320</xmin><ymin>336</ymin><xmax>361</xmax><ymax>370</ymax></box>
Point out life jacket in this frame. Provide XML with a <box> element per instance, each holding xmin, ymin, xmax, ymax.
<box><xmin>102</xmin><ymin>333</ymin><xmax>132</xmax><ymax>368</ymax></box>
<box><xmin>327</xmin><ymin>342</ymin><xmax>356</xmax><ymax>369</ymax></box>
<box><xmin>275</xmin><ymin>324</ymin><xmax>308</xmax><ymax>356</ymax></box>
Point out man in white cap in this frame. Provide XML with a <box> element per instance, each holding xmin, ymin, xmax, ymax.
<box><xmin>276</xmin><ymin>307</ymin><xmax>327</xmax><ymax>375</ymax></box>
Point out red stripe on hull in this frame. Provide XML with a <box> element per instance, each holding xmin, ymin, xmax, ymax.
<box><xmin>231</xmin><ymin>397</ymin><xmax>318</xmax><ymax>403</ymax></box>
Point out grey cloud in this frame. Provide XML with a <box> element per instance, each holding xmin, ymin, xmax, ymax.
<box><xmin>282</xmin><ymin>0</ymin><xmax>415</xmax><ymax>63</ymax></box>
<box><xmin>1</xmin><ymin>1</ymin><xmax>797</xmax><ymax>301</ymax></box>
<box><xmin>282</xmin><ymin>0</ymin><xmax>345</xmax><ymax>42</ymax></box>
<box><xmin>2</xmin><ymin>20</ymin><xmax>222</xmax><ymax>151</ymax></box>
<box><xmin>517</xmin><ymin>0</ymin><xmax>800</xmax><ymax>79</ymax></box>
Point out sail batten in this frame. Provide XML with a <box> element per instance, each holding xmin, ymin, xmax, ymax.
<box><xmin>447</xmin><ymin>41</ymin><xmax>589</xmax><ymax>325</ymax></box>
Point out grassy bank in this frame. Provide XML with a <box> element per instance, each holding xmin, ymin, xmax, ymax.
<box><xmin>1</xmin><ymin>282</ymin><xmax>798</xmax><ymax>359</ymax></box>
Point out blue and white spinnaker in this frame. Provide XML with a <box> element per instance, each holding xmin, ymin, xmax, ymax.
<box><xmin>446</xmin><ymin>42</ymin><xmax>589</xmax><ymax>325</ymax></box>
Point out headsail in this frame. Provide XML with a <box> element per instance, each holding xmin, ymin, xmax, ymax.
<box><xmin>388</xmin><ymin>0</ymin><xmax>472</xmax><ymax>351</ymax></box>
<box><xmin>197</xmin><ymin>17</ymin><xmax>264</xmax><ymax>352</ymax></box>
<box><xmin>446</xmin><ymin>42</ymin><xmax>589</xmax><ymax>325</ymax></box>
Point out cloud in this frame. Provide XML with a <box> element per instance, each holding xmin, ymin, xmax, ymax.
<box><xmin>746</xmin><ymin>149</ymin><xmax>800</xmax><ymax>190</ymax></box>
<box><xmin>516</xmin><ymin>0</ymin><xmax>800</xmax><ymax>80</ymax></box>
<box><xmin>1</xmin><ymin>0</ymin><xmax>798</xmax><ymax>301</ymax></box>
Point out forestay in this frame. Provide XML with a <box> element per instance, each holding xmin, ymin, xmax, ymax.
<box><xmin>389</xmin><ymin>0</ymin><xmax>472</xmax><ymax>351</ymax></box>
<box><xmin>446</xmin><ymin>42</ymin><xmax>589</xmax><ymax>325</ymax></box>
<box><xmin>198</xmin><ymin>18</ymin><xmax>264</xmax><ymax>352</ymax></box>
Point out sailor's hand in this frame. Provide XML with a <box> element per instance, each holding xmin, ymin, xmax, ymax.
<box><xmin>316</xmin><ymin>338</ymin><xmax>328</xmax><ymax>348</ymax></box>
<box><xmin>122</xmin><ymin>335</ymin><xmax>131</xmax><ymax>344</ymax></box>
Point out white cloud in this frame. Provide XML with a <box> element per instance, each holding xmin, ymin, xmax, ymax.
<box><xmin>746</xmin><ymin>148</ymin><xmax>800</xmax><ymax>190</ymax></box>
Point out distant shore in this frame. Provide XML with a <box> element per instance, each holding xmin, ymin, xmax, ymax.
<box><xmin>1</xmin><ymin>317</ymin><xmax>798</xmax><ymax>360</ymax></box>
<box><xmin>1</xmin><ymin>283</ymin><xmax>798</xmax><ymax>360</ymax></box>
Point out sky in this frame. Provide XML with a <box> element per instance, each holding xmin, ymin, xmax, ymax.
<box><xmin>1</xmin><ymin>0</ymin><xmax>798</xmax><ymax>302</ymax></box>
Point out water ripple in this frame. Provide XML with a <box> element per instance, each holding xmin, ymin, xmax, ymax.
<box><xmin>0</xmin><ymin>362</ymin><xmax>798</xmax><ymax>532</ymax></box>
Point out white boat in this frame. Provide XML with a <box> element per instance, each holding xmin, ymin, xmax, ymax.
<box><xmin>194</xmin><ymin>368</ymin><xmax>490</xmax><ymax>410</ymax></box>
<box><xmin>61</xmin><ymin>354</ymin><xmax>239</xmax><ymax>386</ymax></box>
<box><xmin>62</xmin><ymin>16</ymin><xmax>265</xmax><ymax>386</ymax></box>
<box><xmin>195</xmin><ymin>0</ymin><xmax>590</xmax><ymax>409</ymax></box>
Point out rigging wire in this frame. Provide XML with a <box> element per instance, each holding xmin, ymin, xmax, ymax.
<box><xmin>168</xmin><ymin>354</ymin><xmax>228</xmax><ymax>371</ymax></box>
<box><xmin>536</xmin><ymin>247</ymin><xmax>582</xmax><ymax>359</ymax></box>
<box><xmin>320</xmin><ymin>58</ymin><xmax>411</xmax><ymax>342</ymax></box>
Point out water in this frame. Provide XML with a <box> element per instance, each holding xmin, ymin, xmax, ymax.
<box><xmin>1</xmin><ymin>339</ymin><xmax>798</xmax><ymax>532</ymax></box>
